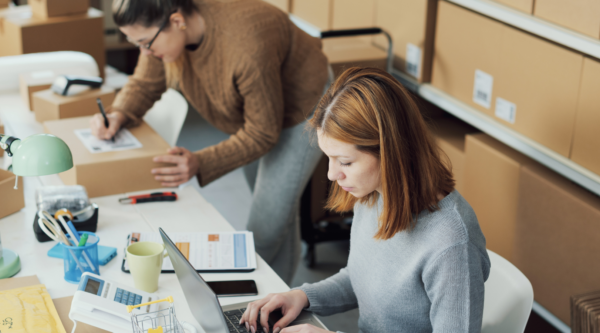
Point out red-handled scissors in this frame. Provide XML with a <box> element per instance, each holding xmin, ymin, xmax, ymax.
<box><xmin>119</xmin><ymin>192</ymin><xmax>178</xmax><ymax>204</ymax></box>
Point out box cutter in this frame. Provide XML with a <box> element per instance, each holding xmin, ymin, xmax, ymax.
<box><xmin>118</xmin><ymin>192</ymin><xmax>178</xmax><ymax>204</ymax></box>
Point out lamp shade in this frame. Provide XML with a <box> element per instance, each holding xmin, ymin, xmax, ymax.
<box><xmin>11</xmin><ymin>134</ymin><xmax>73</xmax><ymax>176</ymax></box>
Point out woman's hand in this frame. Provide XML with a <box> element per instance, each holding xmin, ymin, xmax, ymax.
<box><xmin>90</xmin><ymin>111</ymin><xmax>126</xmax><ymax>140</ymax></box>
<box><xmin>152</xmin><ymin>147</ymin><xmax>199</xmax><ymax>187</ymax></box>
<box><xmin>280</xmin><ymin>324</ymin><xmax>334</xmax><ymax>333</ymax></box>
<box><xmin>240</xmin><ymin>290</ymin><xmax>310</xmax><ymax>333</ymax></box>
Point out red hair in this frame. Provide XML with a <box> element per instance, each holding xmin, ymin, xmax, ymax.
<box><xmin>309</xmin><ymin>67</ymin><xmax>454</xmax><ymax>239</ymax></box>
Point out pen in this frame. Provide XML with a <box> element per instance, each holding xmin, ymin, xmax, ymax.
<box><xmin>119</xmin><ymin>192</ymin><xmax>178</xmax><ymax>204</ymax></box>
<box><xmin>96</xmin><ymin>98</ymin><xmax>115</xmax><ymax>142</ymax></box>
<box><xmin>78</xmin><ymin>233</ymin><xmax>89</xmax><ymax>247</ymax></box>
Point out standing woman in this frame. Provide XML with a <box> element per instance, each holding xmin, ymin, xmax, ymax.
<box><xmin>240</xmin><ymin>68</ymin><xmax>491</xmax><ymax>333</ymax></box>
<box><xmin>90</xmin><ymin>0</ymin><xmax>329</xmax><ymax>283</ymax></box>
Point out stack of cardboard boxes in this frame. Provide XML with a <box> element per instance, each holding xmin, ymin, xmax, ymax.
<box><xmin>0</xmin><ymin>1</ymin><xmax>105</xmax><ymax>77</ymax></box>
<box><xmin>289</xmin><ymin>0</ymin><xmax>388</xmax><ymax>77</ymax></box>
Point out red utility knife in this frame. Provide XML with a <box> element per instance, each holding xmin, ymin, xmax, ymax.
<box><xmin>119</xmin><ymin>192</ymin><xmax>178</xmax><ymax>204</ymax></box>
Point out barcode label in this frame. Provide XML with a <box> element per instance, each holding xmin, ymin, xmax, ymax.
<box><xmin>495</xmin><ymin>97</ymin><xmax>516</xmax><ymax>124</ymax></box>
<box><xmin>406</xmin><ymin>43</ymin><xmax>422</xmax><ymax>79</ymax></box>
<box><xmin>473</xmin><ymin>69</ymin><xmax>493</xmax><ymax>109</ymax></box>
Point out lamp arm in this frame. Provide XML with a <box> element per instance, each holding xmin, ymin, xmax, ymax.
<box><xmin>0</xmin><ymin>134</ymin><xmax>21</xmax><ymax>157</ymax></box>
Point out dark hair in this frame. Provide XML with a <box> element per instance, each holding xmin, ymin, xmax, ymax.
<box><xmin>112</xmin><ymin>0</ymin><xmax>199</xmax><ymax>27</ymax></box>
<box><xmin>309</xmin><ymin>67</ymin><xmax>455</xmax><ymax>239</ymax></box>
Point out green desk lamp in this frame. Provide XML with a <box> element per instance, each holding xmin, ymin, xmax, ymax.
<box><xmin>0</xmin><ymin>133</ymin><xmax>73</xmax><ymax>279</ymax></box>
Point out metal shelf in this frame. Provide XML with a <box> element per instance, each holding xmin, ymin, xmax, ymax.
<box><xmin>447</xmin><ymin>0</ymin><xmax>600</xmax><ymax>59</ymax></box>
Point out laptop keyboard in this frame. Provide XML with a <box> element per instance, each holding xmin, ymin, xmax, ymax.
<box><xmin>224</xmin><ymin>308</ymin><xmax>271</xmax><ymax>333</ymax></box>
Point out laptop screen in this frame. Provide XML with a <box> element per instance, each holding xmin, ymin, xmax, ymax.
<box><xmin>159</xmin><ymin>227</ymin><xmax>229</xmax><ymax>333</ymax></box>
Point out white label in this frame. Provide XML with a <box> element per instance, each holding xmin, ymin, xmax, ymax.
<box><xmin>30</xmin><ymin>70</ymin><xmax>55</xmax><ymax>79</ymax></box>
<box><xmin>473</xmin><ymin>69</ymin><xmax>494</xmax><ymax>109</ymax></box>
<box><xmin>495</xmin><ymin>97</ymin><xmax>516</xmax><ymax>124</ymax></box>
<box><xmin>406</xmin><ymin>43</ymin><xmax>422</xmax><ymax>79</ymax></box>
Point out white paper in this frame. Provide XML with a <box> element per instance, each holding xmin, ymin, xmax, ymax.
<box><xmin>495</xmin><ymin>97</ymin><xmax>517</xmax><ymax>124</ymax></box>
<box><xmin>124</xmin><ymin>231</ymin><xmax>257</xmax><ymax>271</ymax></box>
<box><xmin>406</xmin><ymin>43</ymin><xmax>422</xmax><ymax>79</ymax></box>
<box><xmin>473</xmin><ymin>69</ymin><xmax>494</xmax><ymax>109</ymax></box>
<box><xmin>74</xmin><ymin>128</ymin><xmax>142</xmax><ymax>153</ymax></box>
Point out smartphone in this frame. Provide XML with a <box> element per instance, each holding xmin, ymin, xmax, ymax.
<box><xmin>206</xmin><ymin>280</ymin><xmax>258</xmax><ymax>297</ymax></box>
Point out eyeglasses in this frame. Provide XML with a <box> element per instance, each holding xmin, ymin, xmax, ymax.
<box><xmin>127</xmin><ymin>16</ymin><xmax>170</xmax><ymax>50</ymax></box>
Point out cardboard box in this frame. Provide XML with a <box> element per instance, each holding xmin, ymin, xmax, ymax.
<box><xmin>0</xmin><ymin>0</ymin><xmax>9</xmax><ymax>9</ymax></box>
<box><xmin>534</xmin><ymin>0</ymin><xmax>600</xmax><ymax>39</ymax></box>
<box><xmin>0</xmin><ymin>168</ymin><xmax>24</xmax><ymax>219</ymax></box>
<box><xmin>44</xmin><ymin>116</ymin><xmax>171</xmax><ymax>198</ymax></box>
<box><xmin>262</xmin><ymin>0</ymin><xmax>290</xmax><ymax>12</ymax></box>
<box><xmin>428</xmin><ymin>116</ymin><xmax>479</xmax><ymax>193</ymax></box>
<box><xmin>323</xmin><ymin>37</ymin><xmax>387</xmax><ymax>77</ymax></box>
<box><xmin>373</xmin><ymin>0</ymin><xmax>437</xmax><ymax>82</ymax></box>
<box><xmin>513</xmin><ymin>164</ymin><xmax>600</xmax><ymax>325</ymax></box>
<box><xmin>32</xmin><ymin>86</ymin><xmax>115</xmax><ymax>123</ymax></box>
<box><xmin>492</xmin><ymin>0</ymin><xmax>534</xmax><ymax>13</ymax></box>
<box><xmin>571</xmin><ymin>57</ymin><xmax>600</xmax><ymax>176</ymax></box>
<box><xmin>19</xmin><ymin>68</ymin><xmax>90</xmax><ymax>111</ymax></box>
<box><xmin>291</xmin><ymin>0</ymin><xmax>375</xmax><ymax>31</ymax></box>
<box><xmin>0</xmin><ymin>6</ymin><xmax>105</xmax><ymax>77</ymax></box>
<box><xmin>431</xmin><ymin>1</ymin><xmax>583</xmax><ymax>157</ymax></box>
<box><xmin>331</xmin><ymin>0</ymin><xmax>375</xmax><ymax>30</ymax></box>
<box><xmin>462</xmin><ymin>133</ymin><xmax>534</xmax><ymax>262</ymax></box>
<box><xmin>30</xmin><ymin>0</ymin><xmax>89</xmax><ymax>19</ymax></box>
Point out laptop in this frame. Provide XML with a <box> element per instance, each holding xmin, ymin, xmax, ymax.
<box><xmin>159</xmin><ymin>227</ymin><xmax>327</xmax><ymax>333</ymax></box>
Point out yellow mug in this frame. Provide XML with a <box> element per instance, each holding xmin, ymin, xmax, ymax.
<box><xmin>126</xmin><ymin>241</ymin><xmax>168</xmax><ymax>293</ymax></box>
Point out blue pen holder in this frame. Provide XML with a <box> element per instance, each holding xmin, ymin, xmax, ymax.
<box><xmin>61</xmin><ymin>231</ymin><xmax>100</xmax><ymax>284</ymax></box>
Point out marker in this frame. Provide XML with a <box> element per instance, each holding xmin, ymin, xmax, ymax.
<box><xmin>96</xmin><ymin>98</ymin><xmax>114</xmax><ymax>142</ymax></box>
<box><xmin>78</xmin><ymin>233</ymin><xmax>89</xmax><ymax>247</ymax></box>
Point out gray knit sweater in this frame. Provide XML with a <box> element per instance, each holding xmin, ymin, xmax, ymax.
<box><xmin>298</xmin><ymin>191</ymin><xmax>491</xmax><ymax>333</ymax></box>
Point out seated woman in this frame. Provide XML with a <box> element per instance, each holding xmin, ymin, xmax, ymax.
<box><xmin>239</xmin><ymin>67</ymin><xmax>491</xmax><ymax>333</ymax></box>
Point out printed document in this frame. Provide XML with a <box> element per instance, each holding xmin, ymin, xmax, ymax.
<box><xmin>74</xmin><ymin>128</ymin><xmax>142</xmax><ymax>153</ymax></box>
<box><xmin>123</xmin><ymin>231</ymin><xmax>257</xmax><ymax>272</ymax></box>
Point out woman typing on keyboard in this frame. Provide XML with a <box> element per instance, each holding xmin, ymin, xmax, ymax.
<box><xmin>240</xmin><ymin>67</ymin><xmax>491</xmax><ymax>333</ymax></box>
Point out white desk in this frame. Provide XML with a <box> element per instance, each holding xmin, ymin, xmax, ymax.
<box><xmin>0</xmin><ymin>91</ymin><xmax>290</xmax><ymax>332</ymax></box>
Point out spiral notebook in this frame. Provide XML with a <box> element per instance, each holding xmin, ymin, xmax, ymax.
<box><xmin>121</xmin><ymin>231</ymin><xmax>257</xmax><ymax>273</ymax></box>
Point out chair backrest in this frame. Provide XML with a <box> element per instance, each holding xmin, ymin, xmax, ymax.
<box><xmin>0</xmin><ymin>51</ymin><xmax>99</xmax><ymax>92</ymax></box>
<box><xmin>482</xmin><ymin>250</ymin><xmax>534</xmax><ymax>333</ymax></box>
<box><xmin>143</xmin><ymin>88</ymin><xmax>188</xmax><ymax>146</ymax></box>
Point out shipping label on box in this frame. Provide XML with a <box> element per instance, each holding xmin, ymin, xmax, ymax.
<box><xmin>44</xmin><ymin>116</ymin><xmax>172</xmax><ymax>198</ymax></box>
<box><xmin>473</xmin><ymin>69</ymin><xmax>494</xmax><ymax>109</ymax></box>
<box><xmin>494</xmin><ymin>97</ymin><xmax>516</xmax><ymax>124</ymax></box>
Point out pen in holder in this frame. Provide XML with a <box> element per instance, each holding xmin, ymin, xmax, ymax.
<box><xmin>61</xmin><ymin>231</ymin><xmax>100</xmax><ymax>284</ymax></box>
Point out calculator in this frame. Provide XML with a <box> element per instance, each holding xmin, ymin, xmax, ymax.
<box><xmin>69</xmin><ymin>273</ymin><xmax>160</xmax><ymax>333</ymax></box>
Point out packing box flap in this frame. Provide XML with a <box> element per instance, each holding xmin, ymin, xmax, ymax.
<box><xmin>43</xmin><ymin>116</ymin><xmax>170</xmax><ymax>165</ymax></box>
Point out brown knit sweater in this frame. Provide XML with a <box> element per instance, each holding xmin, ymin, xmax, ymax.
<box><xmin>112</xmin><ymin>0</ymin><xmax>329</xmax><ymax>186</ymax></box>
